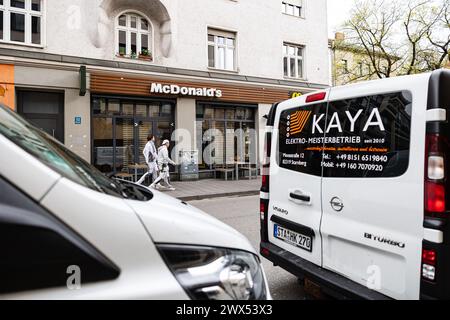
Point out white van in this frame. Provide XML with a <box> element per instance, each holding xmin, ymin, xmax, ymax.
<box><xmin>260</xmin><ymin>69</ymin><xmax>450</xmax><ymax>300</ymax></box>
<box><xmin>0</xmin><ymin>103</ymin><xmax>270</xmax><ymax>300</ymax></box>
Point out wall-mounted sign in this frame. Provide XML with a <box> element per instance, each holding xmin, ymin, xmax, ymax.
<box><xmin>75</xmin><ymin>117</ymin><xmax>82</xmax><ymax>125</ymax></box>
<box><xmin>79</xmin><ymin>66</ymin><xmax>87</xmax><ymax>97</ymax></box>
<box><xmin>150</xmin><ymin>83</ymin><xmax>223</xmax><ymax>98</ymax></box>
<box><xmin>0</xmin><ymin>85</ymin><xmax>5</xmax><ymax>97</ymax></box>
<box><xmin>289</xmin><ymin>91</ymin><xmax>303</xmax><ymax>99</ymax></box>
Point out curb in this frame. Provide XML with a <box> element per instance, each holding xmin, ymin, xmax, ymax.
<box><xmin>177</xmin><ymin>190</ymin><xmax>260</xmax><ymax>202</ymax></box>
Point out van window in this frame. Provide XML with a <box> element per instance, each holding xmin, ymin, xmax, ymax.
<box><xmin>278</xmin><ymin>102</ymin><xmax>327</xmax><ymax>177</ymax></box>
<box><xmin>0</xmin><ymin>105</ymin><xmax>125</xmax><ymax>198</ymax></box>
<box><xmin>323</xmin><ymin>91</ymin><xmax>412</xmax><ymax>178</ymax></box>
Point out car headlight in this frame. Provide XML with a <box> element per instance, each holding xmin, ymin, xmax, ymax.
<box><xmin>157</xmin><ymin>245</ymin><xmax>267</xmax><ymax>300</ymax></box>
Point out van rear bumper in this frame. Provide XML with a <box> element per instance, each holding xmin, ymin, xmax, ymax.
<box><xmin>260</xmin><ymin>242</ymin><xmax>391</xmax><ymax>300</ymax></box>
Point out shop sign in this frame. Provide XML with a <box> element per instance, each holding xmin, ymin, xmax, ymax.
<box><xmin>150</xmin><ymin>83</ymin><xmax>223</xmax><ymax>98</ymax></box>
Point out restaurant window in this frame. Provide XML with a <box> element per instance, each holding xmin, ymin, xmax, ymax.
<box><xmin>0</xmin><ymin>0</ymin><xmax>42</xmax><ymax>45</ymax></box>
<box><xmin>208</xmin><ymin>28</ymin><xmax>236</xmax><ymax>71</ymax></box>
<box><xmin>196</xmin><ymin>104</ymin><xmax>257</xmax><ymax>170</ymax></box>
<box><xmin>116</xmin><ymin>12</ymin><xmax>152</xmax><ymax>61</ymax></box>
<box><xmin>92</xmin><ymin>97</ymin><xmax>175</xmax><ymax>174</ymax></box>
<box><xmin>283</xmin><ymin>43</ymin><xmax>305</xmax><ymax>79</ymax></box>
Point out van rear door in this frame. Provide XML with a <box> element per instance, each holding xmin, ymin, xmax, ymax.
<box><xmin>321</xmin><ymin>74</ymin><xmax>431</xmax><ymax>299</ymax></box>
<box><xmin>269</xmin><ymin>91</ymin><xmax>329</xmax><ymax>266</ymax></box>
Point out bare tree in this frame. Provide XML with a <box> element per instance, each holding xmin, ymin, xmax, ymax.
<box><xmin>335</xmin><ymin>0</ymin><xmax>449</xmax><ymax>84</ymax></box>
<box><xmin>424</xmin><ymin>2</ymin><xmax>450</xmax><ymax>70</ymax></box>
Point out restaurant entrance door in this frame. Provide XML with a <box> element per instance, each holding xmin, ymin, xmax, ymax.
<box><xmin>112</xmin><ymin>117</ymin><xmax>172</xmax><ymax>174</ymax></box>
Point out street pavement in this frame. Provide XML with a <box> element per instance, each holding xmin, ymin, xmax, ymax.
<box><xmin>189</xmin><ymin>195</ymin><xmax>305</xmax><ymax>300</ymax></box>
<box><xmin>166</xmin><ymin>178</ymin><xmax>261</xmax><ymax>201</ymax></box>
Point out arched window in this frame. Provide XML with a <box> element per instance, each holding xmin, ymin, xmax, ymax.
<box><xmin>116</xmin><ymin>12</ymin><xmax>152</xmax><ymax>60</ymax></box>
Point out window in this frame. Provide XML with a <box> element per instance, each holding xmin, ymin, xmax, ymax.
<box><xmin>341</xmin><ymin>59</ymin><xmax>349</xmax><ymax>73</ymax></box>
<box><xmin>116</xmin><ymin>12</ymin><xmax>152</xmax><ymax>60</ymax></box>
<box><xmin>0</xmin><ymin>9</ymin><xmax>3</xmax><ymax>40</ymax></box>
<box><xmin>365</xmin><ymin>63</ymin><xmax>372</xmax><ymax>75</ymax></box>
<box><xmin>0</xmin><ymin>0</ymin><xmax>43</xmax><ymax>45</ymax></box>
<box><xmin>278</xmin><ymin>92</ymin><xmax>412</xmax><ymax>178</ymax></box>
<box><xmin>0</xmin><ymin>105</ymin><xmax>126</xmax><ymax>197</ymax></box>
<box><xmin>0</xmin><ymin>177</ymin><xmax>120</xmax><ymax>294</ymax></box>
<box><xmin>283</xmin><ymin>43</ymin><xmax>304</xmax><ymax>79</ymax></box>
<box><xmin>92</xmin><ymin>97</ymin><xmax>175</xmax><ymax>174</ymax></box>
<box><xmin>282</xmin><ymin>1</ymin><xmax>303</xmax><ymax>17</ymax></box>
<box><xmin>323</xmin><ymin>92</ymin><xmax>412</xmax><ymax>178</ymax></box>
<box><xmin>278</xmin><ymin>103</ymin><xmax>328</xmax><ymax>176</ymax></box>
<box><xmin>196</xmin><ymin>104</ymin><xmax>256</xmax><ymax>167</ymax></box>
<box><xmin>208</xmin><ymin>29</ymin><xmax>236</xmax><ymax>71</ymax></box>
<box><xmin>358</xmin><ymin>62</ymin><xmax>363</xmax><ymax>76</ymax></box>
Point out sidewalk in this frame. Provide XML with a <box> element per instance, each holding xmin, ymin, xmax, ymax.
<box><xmin>162</xmin><ymin>178</ymin><xmax>262</xmax><ymax>201</ymax></box>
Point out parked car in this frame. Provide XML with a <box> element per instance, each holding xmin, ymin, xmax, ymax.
<box><xmin>0</xmin><ymin>103</ymin><xmax>270</xmax><ymax>300</ymax></box>
<box><xmin>260</xmin><ymin>69</ymin><xmax>450</xmax><ymax>300</ymax></box>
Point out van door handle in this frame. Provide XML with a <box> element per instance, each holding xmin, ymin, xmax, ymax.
<box><xmin>290</xmin><ymin>193</ymin><xmax>310</xmax><ymax>202</ymax></box>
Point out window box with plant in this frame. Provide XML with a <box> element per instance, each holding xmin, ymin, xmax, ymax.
<box><xmin>139</xmin><ymin>49</ymin><xmax>153</xmax><ymax>61</ymax></box>
<box><xmin>118</xmin><ymin>47</ymin><xmax>126</xmax><ymax>57</ymax></box>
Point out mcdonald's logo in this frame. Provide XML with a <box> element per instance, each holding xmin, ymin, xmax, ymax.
<box><xmin>289</xmin><ymin>91</ymin><xmax>303</xmax><ymax>99</ymax></box>
<box><xmin>287</xmin><ymin>110</ymin><xmax>312</xmax><ymax>137</ymax></box>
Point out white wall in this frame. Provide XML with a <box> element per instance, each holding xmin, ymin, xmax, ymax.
<box><xmin>175</xmin><ymin>0</ymin><xmax>329</xmax><ymax>85</ymax></box>
<box><xmin>1</xmin><ymin>0</ymin><xmax>329</xmax><ymax>85</ymax></box>
<box><xmin>64</xmin><ymin>90</ymin><xmax>91</xmax><ymax>162</ymax></box>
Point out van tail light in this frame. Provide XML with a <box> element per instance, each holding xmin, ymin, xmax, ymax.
<box><xmin>260</xmin><ymin>197</ymin><xmax>269</xmax><ymax>243</ymax></box>
<box><xmin>260</xmin><ymin>199</ymin><xmax>267</xmax><ymax>221</ymax></box>
<box><xmin>422</xmin><ymin>249</ymin><xmax>437</xmax><ymax>281</ymax></box>
<box><xmin>261</xmin><ymin>174</ymin><xmax>269</xmax><ymax>191</ymax></box>
<box><xmin>424</xmin><ymin>134</ymin><xmax>447</xmax><ymax>216</ymax></box>
<box><xmin>425</xmin><ymin>182</ymin><xmax>445</xmax><ymax>213</ymax></box>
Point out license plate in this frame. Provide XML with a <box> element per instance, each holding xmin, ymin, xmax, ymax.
<box><xmin>274</xmin><ymin>224</ymin><xmax>312</xmax><ymax>252</ymax></box>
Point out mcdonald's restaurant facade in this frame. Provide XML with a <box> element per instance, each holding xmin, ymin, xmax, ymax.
<box><xmin>0</xmin><ymin>52</ymin><xmax>328</xmax><ymax>179</ymax></box>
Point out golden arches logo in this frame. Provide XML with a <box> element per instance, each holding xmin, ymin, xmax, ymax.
<box><xmin>287</xmin><ymin>110</ymin><xmax>312</xmax><ymax>137</ymax></box>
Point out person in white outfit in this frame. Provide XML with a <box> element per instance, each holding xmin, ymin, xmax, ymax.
<box><xmin>151</xmin><ymin>139</ymin><xmax>176</xmax><ymax>191</ymax></box>
<box><xmin>137</xmin><ymin>134</ymin><xmax>158</xmax><ymax>186</ymax></box>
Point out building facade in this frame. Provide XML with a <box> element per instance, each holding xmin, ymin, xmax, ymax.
<box><xmin>0</xmin><ymin>0</ymin><xmax>329</xmax><ymax>179</ymax></box>
<box><xmin>330</xmin><ymin>33</ymin><xmax>400</xmax><ymax>86</ymax></box>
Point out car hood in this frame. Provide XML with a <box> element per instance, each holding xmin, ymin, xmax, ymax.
<box><xmin>126</xmin><ymin>189</ymin><xmax>256</xmax><ymax>255</ymax></box>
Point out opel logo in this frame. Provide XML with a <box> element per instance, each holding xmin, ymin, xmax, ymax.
<box><xmin>330</xmin><ymin>197</ymin><xmax>344</xmax><ymax>212</ymax></box>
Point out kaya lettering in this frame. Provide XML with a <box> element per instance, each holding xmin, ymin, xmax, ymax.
<box><xmin>312</xmin><ymin>109</ymin><xmax>385</xmax><ymax>134</ymax></box>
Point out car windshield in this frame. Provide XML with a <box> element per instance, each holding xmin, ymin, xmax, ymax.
<box><xmin>0</xmin><ymin>104</ymin><xmax>125</xmax><ymax>198</ymax></box>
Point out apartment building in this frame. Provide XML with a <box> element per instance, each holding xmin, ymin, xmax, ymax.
<box><xmin>0</xmin><ymin>0</ymin><xmax>329</xmax><ymax>179</ymax></box>
<box><xmin>330</xmin><ymin>33</ymin><xmax>401</xmax><ymax>86</ymax></box>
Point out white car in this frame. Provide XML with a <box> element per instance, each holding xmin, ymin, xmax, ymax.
<box><xmin>260</xmin><ymin>69</ymin><xmax>450</xmax><ymax>300</ymax></box>
<box><xmin>0</xmin><ymin>103</ymin><xmax>270</xmax><ymax>300</ymax></box>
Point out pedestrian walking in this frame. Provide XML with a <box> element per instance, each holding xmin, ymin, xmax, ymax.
<box><xmin>151</xmin><ymin>139</ymin><xmax>176</xmax><ymax>191</ymax></box>
<box><xmin>137</xmin><ymin>134</ymin><xmax>158</xmax><ymax>186</ymax></box>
